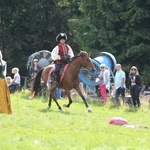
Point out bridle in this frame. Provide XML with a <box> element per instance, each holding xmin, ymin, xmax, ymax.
<box><xmin>68</xmin><ymin>54</ymin><xmax>90</xmax><ymax>71</ymax></box>
<box><xmin>62</xmin><ymin>55</ymin><xmax>91</xmax><ymax>84</ymax></box>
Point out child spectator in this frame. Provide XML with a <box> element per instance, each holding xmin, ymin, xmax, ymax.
<box><xmin>6</xmin><ymin>76</ymin><xmax>12</xmax><ymax>86</ymax></box>
<box><xmin>9</xmin><ymin>67</ymin><xmax>21</xmax><ymax>93</ymax></box>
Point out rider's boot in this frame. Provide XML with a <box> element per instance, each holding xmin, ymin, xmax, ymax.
<box><xmin>48</xmin><ymin>72</ymin><xmax>59</xmax><ymax>89</ymax></box>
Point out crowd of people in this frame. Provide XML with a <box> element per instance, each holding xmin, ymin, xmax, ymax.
<box><xmin>97</xmin><ymin>63</ymin><xmax>143</xmax><ymax>108</ymax></box>
<box><xmin>0</xmin><ymin>33</ymin><xmax>149</xmax><ymax>114</ymax></box>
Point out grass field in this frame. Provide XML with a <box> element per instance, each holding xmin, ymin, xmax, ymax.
<box><xmin>0</xmin><ymin>90</ymin><xmax>150</xmax><ymax>150</ymax></box>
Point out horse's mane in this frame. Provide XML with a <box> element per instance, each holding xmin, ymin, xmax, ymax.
<box><xmin>71</xmin><ymin>51</ymin><xmax>89</xmax><ymax>62</ymax></box>
<box><xmin>78</xmin><ymin>51</ymin><xmax>89</xmax><ymax>57</ymax></box>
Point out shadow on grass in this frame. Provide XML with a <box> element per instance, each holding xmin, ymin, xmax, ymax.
<box><xmin>88</xmin><ymin>100</ymin><xmax>106</xmax><ymax>107</ymax></box>
<box><xmin>13</xmin><ymin>90</ymin><xmax>31</xmax><ymax>100</ymax></box>
<box><xmin>109</xmin><ymin>103</ymin><xmax>120</xmax><ymax>109</ymax></box>
<box><xmin>38</xmin><ymin>107</ymin><xmax>51</xmax><ymax>113</ymax></box>
<box><xmin>73</xmin><ymin>97</ymin><xmax>106</xmax><ymax>108</ymax></box>
<box><xmin>125</xmin><ymin>107</ymin><xmax>139</xmax><ymax>112</ymax></box>
<box><xmin>38</xmin><ymin>107</ymin><xmax>72</xmax><ymax>115</ymax></box>
<box><xmin>17</xmin><ymin>89</ymin><xmax>49</xmax><ymax>102</ymax></box>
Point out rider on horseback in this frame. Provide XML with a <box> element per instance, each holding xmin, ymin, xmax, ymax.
<box><xmin>50</xmin><ymin>33</ymin><xmax>74</xmax><ymax>88</ymax></box>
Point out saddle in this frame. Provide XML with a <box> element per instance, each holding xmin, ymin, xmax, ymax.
<box><xmin>48</xmin><ymin>64</ymin><xmax>69</xmax><ymax>85</ymax></box>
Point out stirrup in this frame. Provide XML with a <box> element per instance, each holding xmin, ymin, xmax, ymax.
<box><xmin>49</xmin><ymin>74</ymin><xmax>55</xmax><ymax>83</ymax></box>
<box><xmin>47</xmin><ymin>81</ymin><xmax>57</xmax><ymax>89</ymax></box>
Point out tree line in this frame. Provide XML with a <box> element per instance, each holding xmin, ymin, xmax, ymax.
<box><xmin>0</xmin><ymin>0</ymin><xmax>150</xmax><ymax>85</ymax></box>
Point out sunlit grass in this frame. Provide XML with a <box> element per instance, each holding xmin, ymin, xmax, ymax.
<box><xmin>0</xmin><ymin>90</ymin><xmax>150</xmax><ymax>150</ymax></box>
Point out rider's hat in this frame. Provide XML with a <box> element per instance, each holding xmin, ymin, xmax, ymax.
<box><xmin>56</xmin><ymin>33</ymin><xmax>67</xmax><ymax>42</ymax></box>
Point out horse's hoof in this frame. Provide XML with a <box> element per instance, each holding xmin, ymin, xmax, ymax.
<box><xmin>47</xmin><ymin>105</ymin><xmax>51</xmax><ymax>109</ymax></box>
<box><xmin>60</xmin><ymin>109</ymin><xmax>65</xmax><ymax>112</ymax></box>
<box><xmin>59</xmin><ymin>108</ymin><xmax>65</xmax><ymax>112</ymax></box>
<box><xmin>63</xmin><ymin>104</ymin><xmax>69</xmax><ymax>107</ymax></box>
<box><xmin>87</xmin><ymin>107</ymin><xmax>92</xmax><ymax>113</ymax></box>
<box><xmin>58</xmin><ymin>107</ymin><xmax>63</xmax><ymax>110</ymax></box>
<box><xmin>63</xmin><ymin>104</ymin><xmax>67</xmax><ymax>107</ymax></box>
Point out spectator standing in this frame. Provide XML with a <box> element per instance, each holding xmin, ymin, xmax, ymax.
<box><xmin>114</xmin><ymin>64</ymin><xmax>126</xmax><ymax>104</ymax></box>
<box><xmin>0</xmin><ymin>64</ymin><xmax>12</xmax><ymax>114</ymax></box>
<box><xmin>98</xmin><ymin>64</ymin><xmax>110</xmax><ymax>103</ymax></box>
<box><xmin>30</xmin><ymin>59</ymin><xmax>41</xmax><ymax>79</ymax></box>
<box><xmin>0</xmin><ymin>50</ymin><xmax>7</xmax><ymax>77</ymax></box>
<box><xmin>30</xmin><ymin>59</ymin><xmax>41</xmax><ymax>87</ymax></box>
<box><xmin>9</xmin><ymin>67</ymin><xmax>21</xmax><ymax>93</ymax></box>
<box><xmin>129</xmin><ymin>66</ymin><xmax>141</xmax><ymax>108</ymax></box>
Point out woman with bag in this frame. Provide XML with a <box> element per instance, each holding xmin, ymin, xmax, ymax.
<box><xmin>129</xmin><ymin>66</ymin><xmax>141</xmax><ymax>108</ymax></box>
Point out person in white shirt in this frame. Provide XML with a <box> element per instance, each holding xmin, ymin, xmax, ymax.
<box><xmin>50</xmin><ymin>33</ymin><xmax>74</xmax><ymax>88</ymax></box>
<box><xmin>0</xmin><ymin>50</ymin><xmax>7</xmax><ymax>77</ymax></box>
<box><xmin>9</xmin><ymin>67</ymin><xmax>21</xmax><ymax>93</ymax></box>
<box><xmin>114</xmin><ymin>64</ymin><xmax>126</xmax><ymax>104</ymax></box>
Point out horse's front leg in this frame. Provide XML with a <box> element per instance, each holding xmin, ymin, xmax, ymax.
<box><xmin>75</xmin><ymin>86</ymin><xmax>92</xmax><ymax>112</ymax></box>
<box><xmin>63</xmin><ymin>90</ymin><xmax>72</xmax><ymax>108</ymax></box>
<box><xmin>49</xmin><ymin>89</ymin><xmax>62</xmax><ymax>110</ymax></box>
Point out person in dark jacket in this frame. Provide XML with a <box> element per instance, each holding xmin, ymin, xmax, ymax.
<box><xmin>129</xmin><ymin>66</ymin><xmax>141</xmax><ymax>108</ymax></box>
<box><xmin>30</xmin><ymin>59</ymin><xmax>41</xmax><ymax>80</ymax></box>
<box><xmin>30</xmin><ymin>59</ymin><xmax>41</xmax><ymax>87</ymax></box>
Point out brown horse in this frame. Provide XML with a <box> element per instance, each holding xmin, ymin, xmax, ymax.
<box><xmin>31</xmin><ymin>51</ymin><xmax>95</xmax><ymax>112</ymax></box>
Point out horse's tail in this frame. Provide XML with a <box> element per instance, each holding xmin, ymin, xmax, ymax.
<box><xmin>30</xmin><ymin>68</ymin><xmax>44</xmax><ymax>98</ymax></box>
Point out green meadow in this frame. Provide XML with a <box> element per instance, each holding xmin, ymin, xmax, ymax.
<box><xmin>0</xmin><ymin>90</ymin><xmax>150</xmax><ymax>150</ymax></box>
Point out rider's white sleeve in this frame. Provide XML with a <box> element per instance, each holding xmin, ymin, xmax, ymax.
<box><xmin>51</xmin><ymin>46</ymin><xmax>61</xmax><ymax>60</ymax></box>
<box><xmin>67</xmin><ymin>45</ymin><xmax>74</xmax><ymax>58</ymax></box>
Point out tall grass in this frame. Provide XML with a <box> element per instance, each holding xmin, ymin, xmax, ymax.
<box><xmin>0</xmin><ymin>90</ymin><xmax>150</xmax><ymax>150</ymax></box>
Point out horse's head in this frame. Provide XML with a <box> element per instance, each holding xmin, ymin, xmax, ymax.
<box><xmin>78</xmin><ymin>51</ymin><xmax>95</xmax><ymax>72</ymax></box>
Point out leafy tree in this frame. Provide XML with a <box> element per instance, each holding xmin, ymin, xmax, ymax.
<box><xmin>0</xmin><ymin>0</ymin><xmax>150</xmax><ymax>85</ymax></box>
<box><xmin>0</xmin><ymin>0</ymin><xmax>72</xmax><ymax>76</ymax></box>
<box><xmin>71</xmin><ymin>0</ymin><xmax>150</xmax><ymax>84</ymax></box>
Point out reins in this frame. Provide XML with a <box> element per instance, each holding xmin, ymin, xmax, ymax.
<box><xmin>68</xmin><ymin>54</ymin><xmax>89</xmax><ymax>70</ymax></box>
<box><xmin>68</xmin><ymin>56</ymin><xmax>81</xmax><ymax>71</ymax></box>
<box><xmin>62</xmin><ymin>56</ymin><xmax>82</xmax><ymax>84</ymax></box>
<box><xmin>62</xmin><ymin>54</ymin><xmax>90</xmax><ymax>84</ymax></box>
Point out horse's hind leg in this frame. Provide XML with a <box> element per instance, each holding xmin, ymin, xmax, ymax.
<box><xmin>75</xmin><ymin>86</ymin><xmax>92</xmax><ymax>112</ymax></box>
<box><xmin>48</xmin><ymin>92</ymin><xmax>52</xmax><ymax>109</ymax></box>
<box><xmin>63</xmin><ymin>90</ymin><xmax>72</xmax><ymax>108</ymax></box>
